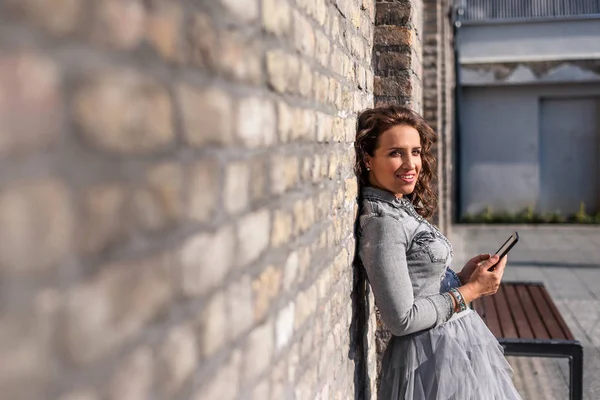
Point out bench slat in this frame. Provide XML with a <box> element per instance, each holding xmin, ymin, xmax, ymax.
<box><xmin>529</xmin><ymin>284</ymin><xmax>568</xmax><ymax>340</ymax></box>
<box><xmin>539</xmin><ymin>285</ymin><xmax>575</xmax><ymax>341</ymax></box>
<box><xmin>481</xmin><ymin>294</ymin><xmax>502</xmax><ymax>337</ymax></box>
<box><xmin>504</xmin><ymin>283</ymin><xmax>534</xmax><ymax>338</ymax></box>
<box><xmin>495</xmin><ymin>285</ymin><xmax>518</xmax><ymax>338</ymax></box>
<box><xmin>516</xmin><ymin>285</ymin><xmax>550</xmax><ymax>339</ymax></box>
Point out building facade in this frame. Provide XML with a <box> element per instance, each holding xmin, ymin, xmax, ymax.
<box><xmin>455</xmin><ymin>0</ymin><xmax>600</xmax><ymax>218</ymax></box>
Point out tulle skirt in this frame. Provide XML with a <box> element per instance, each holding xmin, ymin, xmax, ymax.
<box><xmin>379</xmin><ymin>308</ymin><xmax>522</xmax><ymax>400</ymax></box>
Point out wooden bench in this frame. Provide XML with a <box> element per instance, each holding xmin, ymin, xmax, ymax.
<box><xmin>471</xmin><ymin>281</ymin><xmax>583</xmax><ymax>400</ymax></box>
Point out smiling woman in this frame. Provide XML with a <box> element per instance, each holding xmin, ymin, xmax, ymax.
<box><xmin>355</xmin><ymin>106</ymin><xmax>438</xmax><ymax>219</ymax></box>
<box><xmin>354</xmin><ymin>105</ymin><xmax>522</xmax><ymax>400</ymax></box>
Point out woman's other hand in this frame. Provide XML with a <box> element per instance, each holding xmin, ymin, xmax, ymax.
<box><xmin>457</xmin><ymin>253</ymin><xmax>492</xmax><ymax>283</ymax></box>
<box><xmin>458</xmin><ymin>254</ymin><xmax>507</xmax><ymax>304</ymax></box>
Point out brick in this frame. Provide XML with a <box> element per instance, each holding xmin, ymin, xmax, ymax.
<box><xmin>277</xmin><ymin>101</ymin><xmax>294</xmax><ymax>143</ymax></box>
<box><xmin>316</xmin><ymin>113</ymin><xmax>333</xmax><ymax>142</ymax></box>
<box><xmin>0</xmin><ymin>180</ymin><xmax>73</xmax><ymax>273</ymax></box>
<box><xmin>292</xmin><ymin>200</ymin><xmax>305</xmax><ymax>236</ymax></box>
<box><xmin>200</xmin><ymin>290</ymin><xmax>227</xmax><ymax>357</ymax></box>
<box><xmin>252</xmin><ymin>265</ymin><xmax>283</xmax><ymax>322</ymax></box>
<box><xmin>316</xmin><ymin>191</ymin><xmax>331</xmax><ymax>221</ymax></box>
<box><xmin>237</xmin><ymin>97</ymin><xmax>276</xmax><ymax>148</ymax></box>
<box><xmin>0</xmin><ymin>53</ymin><xmax>62</xmax><ymax>157</ymax></box>
<box><xmin>275</xmin><ymin>302</ymin><xmax>295</xmax><ymax>350</ymax></box>
<box><xmin>108</xmin><ymin>346</ymin><xmax>153</xmax><ymax>400</ymax></box>
<box><xmin>270</xmin><ymin>155</ymin><xmax>299</xmax><ymax>195</ymax></box>
<box><xmin>315</xmin><ymin>0</ymin><xmax>328</xmax><ymax>26</ymax></box>
<box><xmin>59</xmin><ymin>390</ymin><xmax>99</xmax><ymax>400</ymax></box>
<box><xmin>331</xmin><ymin>117</ymin><xmax>344</xmax><ymax>142</ymax></box>
<box><xmin>328</xmin><ymin>153</ymin><xmax>338</xmax><ymax>179</ymax></box>
<box><xmin>271</xmin><ymin>209</ymin><xmax>293</xmax><ymax>248</ymax></box>
<box><xmin>74</xmin><ymin>70</ymin><xmax>174</xmax><ymax>154</ymax></box>
<box><xmin>374</xmin><ymin>74</ymin><xmax>412</xmax><ymax>97</ymax></box>
<box><xmin>178</xmin><ymin>84</ymin><xmax>234</xmax><ymax>147</ymax></box>
<box><xmin>220</xmin><ymin>0</ymin><xmax>259</xmax><ymax>22</ymax></box>
<box><xmin>326</xmin><ymin>77</ymin><xmax>337</xmax><ymax>106</ymax></box>
<box><xmin>304</xmin><ymin>199</ymin><xmax>316</xmax><ymax>228</ymax></box>
<box><xmin>330</xmin><ymin>14</ymin><xmax>340</xmax><ymax>41</ymax></box>
<box><xmin>311</xmin><ymin>154</ymin><xmax>322</xmax><ymax>182</ymax></box>
<box><xmin>377</xmin><ymin>52</ymin><xmax>411</xmax><ymax>75</ymax></box>
<box><xmin>195</xmin><ymin>350</ymin><xmax>240</xmax><ymax>400</ymax></box>
<box><xmin>218</xmin><ymin>32</ymin><xmax>262</xmax><ymax>85</ymax></box>
<box><xmin>375</xmin><ymin>2</ymin><xmax>411</xmax><ymax>26</ymax></box>
<box><xmin>243</xmin><ymin>321</ymin><xmax>274</xmax><ymax>382</ymax></box>
<box><xmin>134</xmin><ymin>162</ymin><xmax>183</xmax><ymax>231</ymax></box>
<box><xmin>351</xmin><ymin>35</ymin><xmax>364</xmax><ymax>59</ymax></box>
<box><xmin>266</xmin><ymin>51</ymin><xmax>291</xmax><ymax>94</ymax></box>
<box><xmin>315</xmin><ymin>30</ymin><xmax>331</xmax><ymax>67</ymax></box>
<box><xmin>315</xmin><ymin>74</ymin><xmax>330</xmax><ymax>105</ymax></box>
<box><xmin>64</xmin><ymin>253</ymin><xmax>173</xmax><ymax>364</ymax></box>
<box><xmin>7</xmin><ymin>0</ymin><xmax>83</xmax><ymax>36</ymax></box>
<box><xmin>262</xmin><ymin>0</ymin><xmax>291</xmax><ymax>36</ymax></box>
<box><xmin>224</xmin><ymin>161</ymin><xmax>250</xmax><ymax>214</ymax></box>
<box><xmin>250</xmin><ymin>158</ymin><xmax>268</xmax><ymax>202</ymax></box>
<box><xmin>227</xmin><ymin>276</ymin><xmax>253</xmax><ymax>338</ymax></box>
<box><xmin>298</xmin><ymin>247</ymin><xmax>312</xmax><ymax>282</ymax></box>
<box><xmin>146</xmin><ymin>1</ymin><xmax>182</xmax><ymax>61</ymax></box>
<box><xmin>237</xmin><ymin>209</ymin><xmax>270</xmax><ymax>266</ymax></box>
<box><xmin>158</xmin><ymin>325</ymin><xmax>197</xmax><ymax>395</ymax></box>
<box><xmin>188</xmin><ymin>13</ymin><xmax>218</xmax><ymax>69</ymax></box>
<box><xmin>294</xmin><ymin>108</ymin><xmax>315</xmax><ymax>141</ymax></box>
<box><xmin>79</xmin><ymin>183</ymin><xmax>128</xmax><ymax>254</ymax></box>
<box><xmin>91</xmin><ymin>0</ymin><xmax>146</xmax><ymax>49</ymax></box>
<box><xmin>301</xmin><ymin>157</ymin><xmax>312</xmax><ymax>182</ymax></box>
<box><xmin>187</xmin><ymin>158</ymin><xmax>219</xmax><ymax>223</ymax></box>
<box><xmin>298</xmin><ymin>61</ymin><xmax>313</xmax><ymax>98</ymax></box>
<box><xmin>293</xmin><ymin>11</ymin><xmax>315</xmax><ymax>57</ymax></box>
<box><xmin>294</xmin><ymin>290</ymin><xmax>310</xmax><ymax>329</ymax></box>
<box><xmin>0</xmin><ymin>294</ymin><xmax>59</xmax><ymax>399</ymax></box>
<box><xmin>180</xmin><ymin>225</ymin><xmax>234</xmax><ymax>297</ymax></box>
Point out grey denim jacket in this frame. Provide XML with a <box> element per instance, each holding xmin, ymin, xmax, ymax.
<box><xmin>358</xmin><ymin>187</ymin><xmax>460</xmax><ymax>337</ymax></box>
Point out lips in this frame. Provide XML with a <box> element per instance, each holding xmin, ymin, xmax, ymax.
<box><xmin>397</xmin><ymin>173</ymin><xmax>416</xmax><ymax>183</ymax></box>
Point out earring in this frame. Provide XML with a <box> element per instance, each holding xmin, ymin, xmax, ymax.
<box><xmin>366</xmin><ymin>167</ymin><xmax>371</xmax><ymax>171</ymax></box>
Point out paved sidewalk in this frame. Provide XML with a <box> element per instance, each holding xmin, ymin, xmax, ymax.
<box><xmin>451</xmin><ymin>225</ymin><xmax>600</xmax><ymax>400</ymax></box>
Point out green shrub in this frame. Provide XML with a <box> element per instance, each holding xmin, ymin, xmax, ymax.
<box><xmin>460</xmin><ymin>203</ymin><xmax>599</xmax><ymax>225</ymax></box>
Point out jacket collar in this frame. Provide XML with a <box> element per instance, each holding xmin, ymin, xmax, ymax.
<box><xmin>361</xmin><ymin>186</ymin><xmax>410</xmax><ymax>206</ymax></box>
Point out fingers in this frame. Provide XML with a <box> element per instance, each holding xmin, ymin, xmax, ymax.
<box><xmin>493</xmin><ymin>255</ymin><xmax>508</xmax><ymax>274</ymax></box>
<box><xmin>470</xmin><ymin>253</ymin><xmax>491</xmax><ymax>263</ymax></box>
<box><xmin>479</xmin><ymin>254</ymin><xmax>499</xmax><ymax>271</ymax></box>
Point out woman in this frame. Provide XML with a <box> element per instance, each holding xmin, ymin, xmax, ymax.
<box><xmin>355</xmin><ymin>105</ymin><xmax>521</xmax><ymax>399</ymax></box>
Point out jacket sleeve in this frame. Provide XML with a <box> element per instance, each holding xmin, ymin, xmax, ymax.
<box><xmin>359</xmin><ymin>215</ymin><xmax>455</xmax><ymax>336</ymax></box>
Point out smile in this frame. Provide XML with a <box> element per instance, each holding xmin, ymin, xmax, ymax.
<box><xmin>397</xmin><ymin>174</ymin><xmax>416</xmax><ymax>183</ymax></box>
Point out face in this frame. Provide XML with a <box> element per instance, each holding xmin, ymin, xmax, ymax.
<box><xmin>365</xmin><ymin>124</ymin><xmax>422</xmax><ymax>198</ymax></box>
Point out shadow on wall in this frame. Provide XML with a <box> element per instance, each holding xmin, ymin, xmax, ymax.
<box><xmin>349</xmin><ymin>181</ymin><xmax>378</xmax><ymax>400</ymax></box>
<box><xmin>350</xmin><ymin>198</ymin><xmax>368</xmax><ymax>400</ymax></box>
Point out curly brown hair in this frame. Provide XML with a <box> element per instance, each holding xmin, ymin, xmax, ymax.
<box><xmin>355</xmin><ymin>105</ymin><xmax>438</xmax><ymax>219</ymax></box>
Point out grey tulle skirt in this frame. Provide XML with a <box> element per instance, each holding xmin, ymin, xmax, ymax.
<box><xmin>379</xmin><ymin>309</ymin><xmax>522</xmax><ymax>400</ymax></box>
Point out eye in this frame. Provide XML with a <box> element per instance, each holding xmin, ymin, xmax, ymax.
<box><xmin>412</xmin><ymin>149</ymin><xmax>422</xmax><ymax>156</ymax></box>
<box><xmin>389</xmin><ymin>150</ymin><xmax>402</xmax><ymax>157</ymax></box>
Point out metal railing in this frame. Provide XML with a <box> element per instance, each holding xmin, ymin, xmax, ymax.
<box><xmin>457</xmin><ymin>0</ymin><xmax>600</xmax><ymax>22</ymax></box>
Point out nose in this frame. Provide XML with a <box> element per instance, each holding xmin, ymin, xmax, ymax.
<box><xmin>403</xmin><ymin>154</ymin><xmax>417</xmax><ymax>170</ymax></box>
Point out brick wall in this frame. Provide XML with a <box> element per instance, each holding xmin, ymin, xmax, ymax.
<box><xmin>373</xmin><ymin>0</ymin><xmax>424</xmax><ymax>113</ymax></box>
<box><xmin>0</xmin><ymin>0</ymin><xmax>456</xmax><ymax>398</ymax></box>
<box><xmin>422</xmin><ymin>0</ymin><xmax>455</xmax><ymax>234</ymax></box>
<box><xmin>0</xmin><ymin>0</ymin><xmax>380</xmax><ymax>399</ymax></box>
